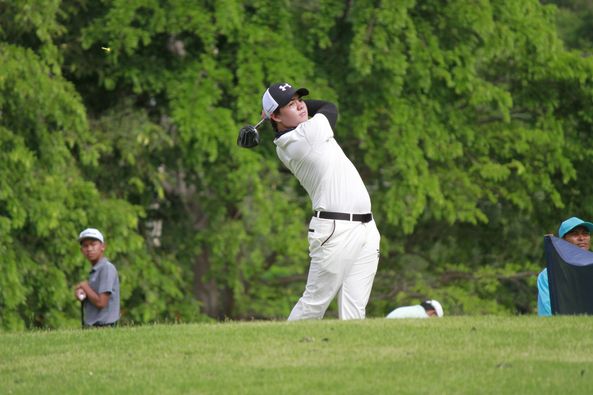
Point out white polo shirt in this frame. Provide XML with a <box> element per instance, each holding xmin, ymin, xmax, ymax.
<box><xmin>386</xmin><ymin>305</ymin><xmax>429</xmax><ymax>319</ymax></box>
<box><xmin>274</xmin><ymin>113</ymin><xmax>371</xmax><ymax>213</ymax></box>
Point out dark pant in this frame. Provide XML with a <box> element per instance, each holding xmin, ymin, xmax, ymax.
<box><xmin>85</xmin><ymin>322</ymin><xmax>117</xmax><ymax>329</ymax></box>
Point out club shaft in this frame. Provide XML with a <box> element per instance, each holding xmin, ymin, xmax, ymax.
<box><xmin>254</xmin><ymin>118</ymin><xmax>265</xmax><ymax>129</ymax></box>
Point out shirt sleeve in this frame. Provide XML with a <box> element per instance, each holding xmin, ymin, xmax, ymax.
<box><xmin>304</xmin><ymin>100</ymin><xmax>338</xmax><ymax>129</ymax></box>
<box><xmin>299</xmin><ymin>113</ymin><xmax>334</xmax><ymax>145</ymax></box>
<box><xmin>537</xmin><ymin>269</ymin><xmax>551</xmax><ymax>316</ymax></box>
<box><xmin>97</xmin><ymin>264</ymin><xmax>117</xmax><ymax>294</ymax></box>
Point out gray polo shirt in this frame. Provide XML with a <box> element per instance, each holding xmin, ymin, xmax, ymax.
<box><xmin>83</xmin><ymin>257</ymin><xmax>120</xmax><ymax>326</ymax></box>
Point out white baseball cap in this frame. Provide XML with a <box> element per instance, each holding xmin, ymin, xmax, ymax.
<box><xmin>262</xmin><ymin>82</ymin><xmax>309</xmax><ymax>118</ymax></box>
<box><xmin>426</xmin><ymin>300</ymin><xmax>444</xmax><ymax>317</ymax></box>
<box><xmin>78</xmin><ymin>228</ymin><xmax>104</xmax><ymax>244</ymax></box>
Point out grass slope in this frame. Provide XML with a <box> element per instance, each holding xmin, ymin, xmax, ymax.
<box><xmin>1</xmin><ymin>316</ymin><xmax>593</xmax><ymax>394</ymax></box>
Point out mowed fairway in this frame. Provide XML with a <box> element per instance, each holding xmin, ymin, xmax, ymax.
<box><xmin>1</xmin><ymin>316</ymin><xmax>593</xmax><ymax>394</ymax></box>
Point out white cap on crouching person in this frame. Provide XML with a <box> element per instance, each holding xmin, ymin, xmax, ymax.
<box><xmin>78</xmin><ymin>228</ymin><xmax>104</xmax><ymax>244</ymax></box>
<box><xmin>425</xmin><ymin>300</ymin><xmax>444</xmax><ymax>317</ymax></box>
<box><xmin>261</xmin><ymin>82</ymin><xmax>309</xmax><ymax>118</ymax></box>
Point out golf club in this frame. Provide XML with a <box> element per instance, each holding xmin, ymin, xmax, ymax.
<box><xmin>78</xmin><ymin>290</ymin><xmax>86</xmax><ymax>328</ymax></box>
<box><xmin>253</xmin><ymin>118</ymin><xmax>265</xmax><ymax>129</ymax></box>
<box><xmin>237</xmin><ymin>117</ymin><xmax>266</xmax><ymax>148</ymax></box>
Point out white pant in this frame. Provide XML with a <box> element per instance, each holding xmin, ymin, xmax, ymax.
<box><xmin>288</xmin><ymin>217</ymin><xmax>380</xmax><ymax>320</ymax></box>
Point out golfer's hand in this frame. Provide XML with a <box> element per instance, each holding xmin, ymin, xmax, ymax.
<box><xmin>75</xmin><ymin>288</ymin><xmax>87</xmax><ymax>301</ymax></box>
<box><xmin>76</xmin><ymin>281</ymin><xmax>90</xmax><ymax>294</ymax></box>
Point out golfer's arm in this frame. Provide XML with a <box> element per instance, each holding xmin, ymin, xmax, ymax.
<box><xmin>304</xmin><ymin>100</ymin><xmax>338</xmax><ymax>129</ymax></box>
<box><xmin>88</xmin><ymin>292</ymin><xmax>110</xmax><ymax>309</ymax></box>
<box><xmin>80</xmin><ymin>283</ymin><xmax>110</xmax><ymax>309</ymax></box>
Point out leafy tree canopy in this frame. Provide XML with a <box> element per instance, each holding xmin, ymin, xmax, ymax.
<box><xmin>2</xmin><ymin>0</ymin><xmax>593</xmax><ymax>329</ymax></box>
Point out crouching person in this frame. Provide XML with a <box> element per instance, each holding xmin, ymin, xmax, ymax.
<box><xmin>386</xmin><ymin>300</ymin><xmax>444</xmax><ymax>319</ymax></box>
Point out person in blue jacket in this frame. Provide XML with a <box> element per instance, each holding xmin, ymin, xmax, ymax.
<box><xmin>538</xmin><ymin>217</ymin><xmax>593</xmax><ymax>316</ymax></box>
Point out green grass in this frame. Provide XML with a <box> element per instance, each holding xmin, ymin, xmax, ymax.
<box><xmin>1</xmin><ymin>317</ymin><xmax>593</xmax><ymax>394</ymax></box>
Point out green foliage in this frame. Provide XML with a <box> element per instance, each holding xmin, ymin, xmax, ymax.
<box><xmin>3</xmin><ymin>0</ymin><xmax>593</xmax><ymax>329</ymax></box>
<box><xmin>544</xmin><ymin>0</ymin><xmax>593</xmax><ymax>54</ymax></box>
<box><xmin>0</xmin><ymin>35</ymin><xmax>190</xmax><ymax>329</ymax></box>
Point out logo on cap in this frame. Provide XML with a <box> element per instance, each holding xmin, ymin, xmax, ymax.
<box><xmin>261</xmin><ymin>83</ymin><xmax>309</xmax><ymax>119</ymax></box>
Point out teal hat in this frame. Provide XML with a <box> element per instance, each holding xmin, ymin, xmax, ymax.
<box><xmin>558</xmin><ymin>217</ymin><xmax>593</xmax><ymax>238</ymax></box>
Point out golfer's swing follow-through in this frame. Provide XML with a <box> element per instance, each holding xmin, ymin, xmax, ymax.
<box><xmin>238</xmin><ymin>82</ymin><xmax>381</xmax><ymax>320</ymax></box>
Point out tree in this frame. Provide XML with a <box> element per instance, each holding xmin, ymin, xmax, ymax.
<box><xmin>0</xmin><ymin>0</ymin><xmax>193</xmax><ymax>329</ymax></box>
<box><xmin>3</xmin><ymin>0</ymin><xmax>593</xmax><ymax>328</ymax></box>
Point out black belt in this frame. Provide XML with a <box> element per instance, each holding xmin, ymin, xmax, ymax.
<box><xmin>314</xmin><ymin>211</ymin><xmax>373</xmax><ymax>223</ymax></box>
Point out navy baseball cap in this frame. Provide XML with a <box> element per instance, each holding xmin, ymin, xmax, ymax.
<box><xmin>558</xmin><ymin>217</ymin><xmax>593</xmax><ymax>238</ymax></box>
<box><xmin>262</xmin><ymin>82</ymin><xmax>309</xmax><ymax>118</ymax></box>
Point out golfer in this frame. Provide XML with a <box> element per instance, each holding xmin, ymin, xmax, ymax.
<box><xmin>262</xmin><ymin>82</ymin><xmax>380</xmax><ymax>320</ymax></box>
<box><xmin>74</xmin><ymin>228</ymin><xmax>120</xmax><ymax>327</ymax></box>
